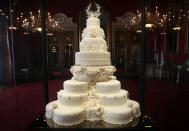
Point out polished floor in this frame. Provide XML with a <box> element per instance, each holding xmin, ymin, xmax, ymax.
<box><xmin>0</xmin><ymin>78</ymin><xmax>189</xmax><ymax>131</ymax></box>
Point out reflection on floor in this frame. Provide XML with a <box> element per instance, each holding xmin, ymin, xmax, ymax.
<box><xmin>0</xmin><ymin>78</ymin><xmax>189</xmax><ymax>131</ymax></box>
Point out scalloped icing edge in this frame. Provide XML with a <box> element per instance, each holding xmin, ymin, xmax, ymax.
<box><xmin>102</xmin><ymin>115</ymin><xmax>134</xmax><ymax>125</ymax></box>
<box><xmin>52</xmin><ymin>113</ymin><xmax>87</xmax><ymax>126</ymax></box>
<box><xmin>86</xmin><ymin>117</ymin><xmax>102</xmax><ymax>121</ymax></box>
<box><xmin>46</xmin><ymin>110</ymin><xmax>141</xmax><ymax>126</ymax></box>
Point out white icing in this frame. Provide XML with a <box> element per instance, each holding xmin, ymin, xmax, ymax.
<box><xmin>53</xmin><ymin>107</ymin><xmax>85</xmax><ymax>125</ymax></box>
<box><xmin>70</xmin><ymin>66</ymin><xmax>116</xmax><ymax>82</ymax></box>
<box><xmin>76</xmin><ymin>52</ymin><xmax>110</xmax><ymax>60</ymax></box>
<box><xmin>103</xmin><ymin>106</ymin><xmax>133</xmax><ymax>125</ymax></box>
<box><xmin>82</xmin><ymin>27</ymin><xmax>105</xmax><ymax>39</ymax></box>
<box><xmin>45</xmin><ymin>4</ymin><xmax>140</xmax><ymax>126</ymax></box>
<box><xmin>87</xmin><ymin>17</ymin><xmax>100</xmax><ymax>28</ymax></box>
<box><xmin>96</xmin><ymin>80</ymin><xmax>121</xmax><ymax>94</ymax></box>
<box><xmin>97</xmin><ymin>89</ymin><xmax>128</xmax><ymax>106</ymax></box>
<box><xmin>76</xmin><ymin>59</ymin><xmax>110</xmax><ymax>66</ymax></box>
<box><xmin>57</xmin><ymin>90</ymin><xmax>88</xmax><ymax>106</ymax></box>
<box><xmin>46</xmin><ymin>100</ymin><xmax>86</xmax><ymax>126</ymax></box>
<box><xmin>75</xmin><ymin>52</ymin><xmax>111</xmax><ymax>66</ymax></box>
<box><xmin>86</xmin><ymin>106</ymin><xmax>102</xmax><ymax>121</ymax></box>
<box><xmin>64</xmin><ymin>80</ymin><xmax>88</xmax><ymax>93</ymax></box>
<box><xmin>128</xmin><ymin>100</ymin><xmax>141</xmax><ymax>117</ymax></box>
<box><xmin>45</xmin><ymin>100</ymin><xmax>58</xmax><ymax>118</ymax></box>
<box><xmin>71</xmin><ymin>77</ymin><xmax>75</xmax><ymax>80</ymax></box>
<box><xmin>110</xmin><ymin>76</ymin><xmax>117</xmax><ymax>80</ymax></box>
<box><xmin>131</xmin><ymin>116</ymin><xmax>140</xmax><ymax>127</ymax></box>
<box><xmin>80</xmin><ymin>38</ymin><xmax>107</xmax><ymax>52</ymax></box>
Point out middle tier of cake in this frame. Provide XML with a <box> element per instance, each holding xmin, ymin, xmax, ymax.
<box><xmin>57</xmin><ymin>90</ymin><xmax>88</xmax><ymax>106</ymax></box>
<box><xmin>97</xmin><ymin>89</ymin><xmax>128</xmax><ymax>106</ymax></box>
<box><xmin>70</xmin><ymin>66</ymin><xmax>116</xmax><ymax>82</ymax></box>
<box><xmin>75</xmin><ymin>52</ymin><xmax>111</xmax><ymax>66</ymax></box>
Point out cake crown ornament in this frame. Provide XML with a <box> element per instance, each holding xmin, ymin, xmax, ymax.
<box><xmin>86</xmin><ymin>2</ymin><xmax>101</xmax><ymax>18</ymax></box>
<box><xmin>45</xmin><ymin>3</ymin><xmax>141</xmax><ymax>127</ymax></box>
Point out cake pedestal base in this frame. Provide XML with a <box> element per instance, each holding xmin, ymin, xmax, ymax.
<box><xmin>28</xmin><ymin>112</ymin><xmax>159</xmax><ymax>130</ymax></box>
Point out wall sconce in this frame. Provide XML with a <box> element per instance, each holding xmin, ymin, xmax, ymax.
<box><xmin>172</xmin><ymin>26</ymin><xmax>181</xmax><ymax>31</ymax></box>
<box><xmin>47</xmin><ymin>33</ymin><xmax>53</xmax><ymax>36</ymax></box>
<box><xmin>52</xmin><ymin>46</ymin><xmax>57</xmax><ymax>53</ymax></box>
<box><xmin>8</xmin><ymin>26</ymin><xmax>17</xmax><ymax>30</ymax></box>
<box><xmin>136</xmin><ymin>30</ymin><xmax>141</xmax><ymax>33</ymax></box>
<box><xmin>24</xmin><ymin>32</ymin><xmax>29</xmax><ymax>34</ymax></box>
<box><xmin>145</xmin><ymin>24</ymin><xmax>154</xmax><ymax>28</ymax></box>
<box><xmin>37</xmin><ymin>27</ymin><xmax>42</xmax><ymax>32</ymax></box>
<box><xmin>160</xmin><ymin>32</ymin><xmax>166</xmax><ymax>35</ymax></box>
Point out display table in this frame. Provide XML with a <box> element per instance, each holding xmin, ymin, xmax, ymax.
<box><xmin>28</xmin><ymin>112</ymin><xmax>159</xmax><ymax>131</ymax></box>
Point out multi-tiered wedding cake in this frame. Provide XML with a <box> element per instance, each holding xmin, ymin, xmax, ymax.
<box><xmin>45</xmin><ymin>3</ymin><xmax>140</xmax><ymax>127</ymax></box>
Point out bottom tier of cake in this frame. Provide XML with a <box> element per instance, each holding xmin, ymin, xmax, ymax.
<box><xmin>45</xmin><ymin>100</ymin><xmax>140</xmax><ymax>126</ymax></box>
<box><xmin>45</xmin><ymin>101</ymin><xmax>86</xmax><ymax>126</ymax></box>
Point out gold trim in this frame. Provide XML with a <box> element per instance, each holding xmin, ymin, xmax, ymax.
<box><xmin>145</xmin><ymin>126</ymin><xmax>152</xmax><ymax>128</ymax></box>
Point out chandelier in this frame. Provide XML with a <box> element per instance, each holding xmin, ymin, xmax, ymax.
<box><xmin>125</xmin><ymin>6</ymin><xmax>189</xmax><ymax>31</ymax></box>
<box><xmin>126</xmin><ymin>6</ymin><xmax>167</xmax><ymax>30</ymax></box>
<box><xmin>16</xmin><ymin>10</ymin><xmax>63</xmax><ymax>34</ymax></box>
<box><xmin>15</xmin><ymin>6</ymin><xmax>189</xmax><ymax>33</ymax></box>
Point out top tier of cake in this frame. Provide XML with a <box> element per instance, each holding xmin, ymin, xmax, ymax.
<box><xmin>79</xmin><ymin>17</ymin><xmax>107</xmax><ymax>53</ymax></box>
<box><xmin>76</xmin><ymin>15</ymin><xmax>111</xmax><ymax>66</ymax></box>
<box><xmin>87</xmin><ymin>17</ymin><xmax>100</xmax><ymax>28</ymax></box>
<box><xmin>82</xmin><ymin>17</ymin><xmax>104</xmax><ymax>39</ymax></box>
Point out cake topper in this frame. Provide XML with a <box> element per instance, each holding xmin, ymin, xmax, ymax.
<box><xmin>86</xmin><ymin>2</ymin><xmax>101</xmax><ymax>18</ymax></box>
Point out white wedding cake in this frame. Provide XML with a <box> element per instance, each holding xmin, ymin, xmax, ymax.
<box><xmin>45</xmin><ymin>3</ymin><xmax>140</xmax><ymax>127</ymax></box>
